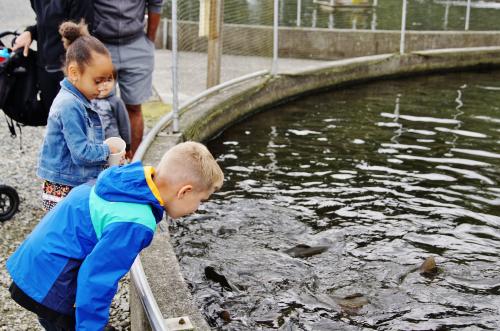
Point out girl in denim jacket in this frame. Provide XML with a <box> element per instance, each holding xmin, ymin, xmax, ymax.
<box><xmin>37</xmin><ymin>21</ymin><xmax>115</xmax><ymax>211</ymax></box>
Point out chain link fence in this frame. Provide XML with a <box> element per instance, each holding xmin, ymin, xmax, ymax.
<box><xmin>156</xmin><ymin>0</ymin><xmax>500</xmax><ymax>131</ymax></box>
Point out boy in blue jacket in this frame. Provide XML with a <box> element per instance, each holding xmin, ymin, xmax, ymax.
<box><xmin>7</xmin><ymin>141</ymin><xmax>224</xmax><ymax>331</ymax></box>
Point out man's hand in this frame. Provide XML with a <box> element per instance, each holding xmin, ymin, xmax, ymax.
<box><xmin>12</xmin><ymin>31</ymin><xmax>32</xmax><ymax>57</ymax></box>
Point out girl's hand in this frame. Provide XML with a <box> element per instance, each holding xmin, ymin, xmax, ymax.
<box><xmin>119</xmin><ymin>155</ymin><xmax>127</xmax><ymax>166</ymax></box>
<box><xmin>12</xmin><ymin>31</ymin><xmax>32</xmax><ymax>57</ymax></box>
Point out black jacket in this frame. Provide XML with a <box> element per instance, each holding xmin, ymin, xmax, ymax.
<box><xmin>27</xmin><ymin>0</ymin><xmax>93</xmax><ymax>71</ymax></box>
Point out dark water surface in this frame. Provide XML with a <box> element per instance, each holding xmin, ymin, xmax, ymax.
<box><xmin>170</xmin><ymin>71</ymin><xmax>500</xmax><ymax>330</ymax></box>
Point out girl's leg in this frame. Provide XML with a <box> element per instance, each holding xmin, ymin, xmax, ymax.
<box><xmin>41</xmin><ymin>181</ymin><xmax>73</xmax><ymax>211</ymax></box>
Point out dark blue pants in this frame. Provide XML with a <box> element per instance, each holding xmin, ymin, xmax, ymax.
<box><xmin>38</xmin><ymin>317</ymin><xmax>71</xmax><ymax>331</ymax></box>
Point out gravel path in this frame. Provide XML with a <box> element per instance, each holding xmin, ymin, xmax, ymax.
<box><xmin>0</xmin><ymin>121</ymin><xmax>131</xmax><ymax>330</ymax></box>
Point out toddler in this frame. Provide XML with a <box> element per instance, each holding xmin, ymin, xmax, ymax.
<box><xmin>91</xmin><ymin>74</ymin><xmax>131</xmax><ymax>154</ymax></box>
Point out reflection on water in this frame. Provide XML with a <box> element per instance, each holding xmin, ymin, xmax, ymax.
<box><xmin>171</xmin><ymin>70</ymin><xmax>500</xmax><ymax>330</ymax></box>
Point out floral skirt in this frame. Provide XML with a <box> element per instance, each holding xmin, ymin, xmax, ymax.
<box><xmin>41</xmin><ymin>180</ymin><xmax>73</xmax><ymax>211</ymax></box>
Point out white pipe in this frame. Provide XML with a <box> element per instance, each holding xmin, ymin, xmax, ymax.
<box><xmin>272</xmin><ymin>0</ymin><xmax>279</xmax><ymax>75</ymax></box>
<box><xmin>172</xmin><ymin>0</ymin><xmax>179</xmax><ymax>132</ymax></box>
<box><xmin>465</xmin><ymin>0</ymin><xmax>471</xmax><ymax>30</ymax></box>
<box><xmin>400</xmin><ymin>0</ymin><xmax>407</xmax><ymax>54</ymax></box>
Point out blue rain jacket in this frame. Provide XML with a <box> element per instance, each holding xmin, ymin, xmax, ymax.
<box><xmin>7</xmin><ymin>161</ymin><xmax>164</xmax><ymax>330</ymax></box>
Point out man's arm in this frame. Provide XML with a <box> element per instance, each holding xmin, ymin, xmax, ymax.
<box><xmin>146</xmin><ymin>12</ymin><xmax>161</xmax><ymax>42</ymax></box>
<box><xmin>14</xmin><ymin>0</ymin><xmax>37</xmax><ymax>56</ymax></box>
<box><xmin>75</xmin><ymin>222</ymin><xmax>154</xmax><ymax>330</ymax></box>
<box><xmin>146</xmin><ymin>0</ymin><xmax>164</xmax><ymax>42</ymax></box>
<box><xmin>67</xmin><ymin>0</ymin><xmax>93</xmax><ymax>31</ymax></box>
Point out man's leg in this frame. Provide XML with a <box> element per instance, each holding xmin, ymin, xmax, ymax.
<box><xmin>107</xmin><ymin>35</ymin><xmax>154</xmax><ymax>159</ymax></box>
<box><xmin>125</xmin><ymin>104</ymin><xmax>144</xmax><ymax>157</ymax></box>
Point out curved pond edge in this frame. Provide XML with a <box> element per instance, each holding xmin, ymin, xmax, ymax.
<box><xmin>130</xmin><ymin>46</ymin><xmax>500</xmax><ymax>330</ymax></box>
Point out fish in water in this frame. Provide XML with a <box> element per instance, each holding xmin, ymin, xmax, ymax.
<box><xmin>333</xmin><ymin>293</ymin><xmax>370</xmax><ymax>315</ymax></box>
<box><xmin>419</xmin><ymin>256</ymin><xmax>438</xmax><ymax>277</ymax></box>
<box><xmin>204</xmin><ymin>266</ymin><xmax>235</xmax><ymax>291</ymax></box>
<box><xmin>284</xmin><ymin>244</ymin><xmax>329</xmax><ymax>258</ymax></box>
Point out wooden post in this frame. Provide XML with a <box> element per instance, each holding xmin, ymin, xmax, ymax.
<box><xmin>207</xmin><ymin>0</ymin><xmax>224</xmax><ymax>88</ymax></box>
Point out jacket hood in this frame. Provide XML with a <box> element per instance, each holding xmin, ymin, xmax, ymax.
<box><xmin>94</xmin><ymin>161</ymin><xmax>164</xmax><ymax>222</ymax></box>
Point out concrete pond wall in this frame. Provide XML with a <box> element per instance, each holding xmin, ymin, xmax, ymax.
<box><xmin>154</xmin><ymin>20</ymin><xmax>500</xmax><ymax>60</ymax></box>
<box><xmin>130</xmin><ymin>47</ymin><xmax>500</xmax><ymax>330</ymax></box>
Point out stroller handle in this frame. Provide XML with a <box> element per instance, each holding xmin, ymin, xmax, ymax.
<box><xmin>0</xmin><ymin>31</ymin><xmax>19</xmax><ymax>39</ymax></box>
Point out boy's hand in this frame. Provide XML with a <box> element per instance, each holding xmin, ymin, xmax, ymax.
<box><xmin>12</xmin><ymin>31</ymin><xmax>32</xmax><ymax>57</ymax></box>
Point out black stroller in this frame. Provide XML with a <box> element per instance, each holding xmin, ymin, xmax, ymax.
<box><xmin>0</xmin><ymin>30</ymin><xmax>34</xmax><ymax>221</ymax></box>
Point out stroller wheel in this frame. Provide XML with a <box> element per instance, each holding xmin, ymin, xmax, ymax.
<box><xmin>0</xmin><ymin>185</ymin><xmax>19</xmax><ymax>221</ymax></box>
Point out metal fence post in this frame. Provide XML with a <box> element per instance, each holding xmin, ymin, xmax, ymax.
<box><xmin>162</xmin><ymin>18</ymin><xmax>168</xmax><ymax>49</ymax></box>
<box><xmin>271</xmin><ymin>0</ymin><xmax>279</xmax><ymax>75</ymax></box>
<box><xmin>465</xmin><ymin>0</ymin><xmax>471</xmax><ymax>31</ymax></box>
<box><xmin>172</xmin><ymin>0</ymin><xmax>179</xmax><ymax>133</ymax></box>
<box><xmin>400</xmin><ymin>0</ymin><xmax>407</xmax><ymax>54</ymax></box>
<box><xmin>296</xmin><ymin>0</ymin><xmax>301</xmax><ymax>27</ymax></box>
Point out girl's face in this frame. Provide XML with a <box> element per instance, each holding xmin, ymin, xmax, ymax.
<box><xmin>67</xmin><ymin>51</ymin><xmax>114</xmax><ymax>101</ymax></box>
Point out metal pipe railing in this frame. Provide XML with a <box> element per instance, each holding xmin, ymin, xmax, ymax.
<box><xmin>179</xmin><ymin>69</ymin><xmax>269</xmax><ymax>111</ymax></box>
<box><xmin>400</xmin><ymin>0</ymin><xmax>407</xmax><ymax>54</ymax></box>
<box><xmin>271</xmin><ymin>0</ymin><xmax>279</xmax><ymax>75</ymax></box>
<box><xmin>130</xmin><ymin>258</ymin><xmax>169</xmax><ymax>331</ymax></box>
<box><xmin>465</xmin><ymin>0</ymin><xmax>471</xmax><ymax>30</ymax></box>
<box><xmin>172</xmin><ymin>0</ymin><xmax>180</xmax><ymax>133</ymax></box>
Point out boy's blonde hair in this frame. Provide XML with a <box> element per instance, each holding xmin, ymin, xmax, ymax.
<box><xmin>156</xmin><ymin>141</ymin><xmax>224</xmax><ymax>191</ymax></box>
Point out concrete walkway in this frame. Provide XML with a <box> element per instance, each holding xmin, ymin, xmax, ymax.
<box><xmin>152</xmin><ymin>50</ymin><xmax>326</xmax><ymax>105</ymax></box>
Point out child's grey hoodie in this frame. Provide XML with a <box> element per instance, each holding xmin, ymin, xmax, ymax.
<box><xmin>91</xmin><ymin>93</ymin><xmax>131</xmax><ymax>151</ymax></box>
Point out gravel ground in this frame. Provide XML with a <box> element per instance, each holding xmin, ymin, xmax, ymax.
<box><xmin>0</xmin><ymin>121</ymin><xmax>131</xmax><ymax>330</ymax></box>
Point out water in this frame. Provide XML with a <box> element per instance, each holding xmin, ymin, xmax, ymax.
<box><xmin>164</xmin><ymin>0</ymin><xmax>500</xmax><ymax>31</ymax></box>
<box><xmin>170</xmin><ymin>70</ymin><xmax>500</xmax><ymax>330</ymax></box>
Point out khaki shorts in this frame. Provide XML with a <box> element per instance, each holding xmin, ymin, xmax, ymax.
<box><xmin>105</xmin><ymin>34</ymin><xmax>155</xmax><ymax>105</ymax></box>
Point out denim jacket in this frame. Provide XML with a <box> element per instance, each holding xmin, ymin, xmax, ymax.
<box><xmin>37</xmin><ymin>79</ymin><xmax>110</xmax><ymax>186</ymax></box>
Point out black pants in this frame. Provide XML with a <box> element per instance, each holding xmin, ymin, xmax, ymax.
<box><xmin>38</xmin><ymin>66</ymin><xmax>64</xmax><ymax>119</ymax></box>
<box><xmin>9</xmin><ymin>282</ymin><xmax>75</xmax><ymax>331</ymax></box>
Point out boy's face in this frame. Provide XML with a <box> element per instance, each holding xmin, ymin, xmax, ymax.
<box><xmin>166</xmin><ymin>186</ymin><xmax>214</xmax><ymax>219</ymax></box>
